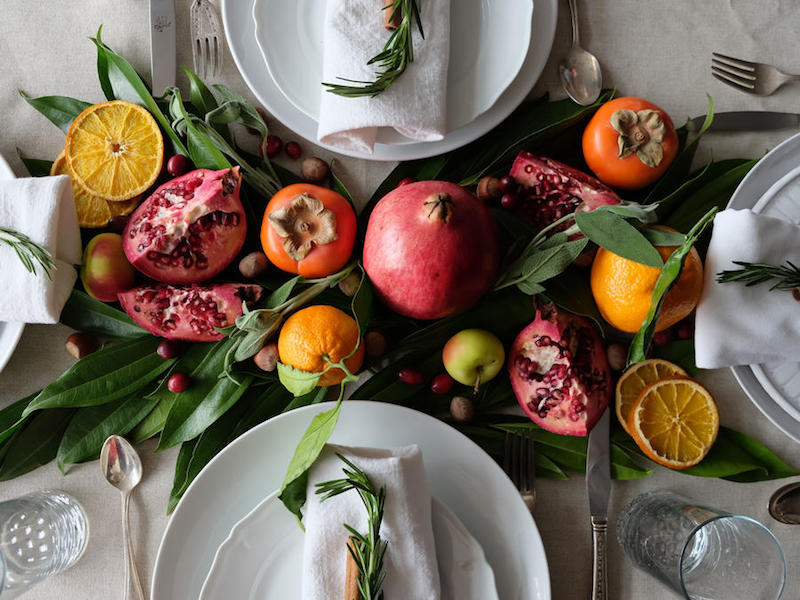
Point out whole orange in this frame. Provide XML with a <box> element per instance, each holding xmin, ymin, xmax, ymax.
<box><xmin>278</xmin><ymin>305</ymin><xmax>365</xmax><ymax>386</ymax></box>
<box><xmin>590</xmin><ymin>229</ymin><xmax>703</xmax><ymax>333</ymax></box>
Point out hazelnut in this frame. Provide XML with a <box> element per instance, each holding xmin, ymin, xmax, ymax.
<box><xmin>364</xmin><ymin>331</ymin><xmax>388</xmax><ymax>359</ymax></box>
<box><xmin>254</xmin><ymin>343</ymin><xmax>279</xmax><ymax>372</ymax></box>
<box><xmin>450</xmin><ymin>396</ymin><xmax>476</xmax><ymax>424</ymax></box>
<box><xmin>606</xmin><ymin>343</ymin><xmax>627</xmax><ymax>372</ymax></box>
<box><xmin>65</xmin><ymin>332</ymin><xmax>100</xmax><ymax>359</ymax></box>
<box><xmin>239</xmin><ymin>252</ymin><xmax>269</xmax><ymax>279</ymax></box>
<box><xmin>476</xmin><ymin>176</ymin><xmax>501</xmax><ymax>202</ymax></box>
<box><xmin>301</xmin><ymin>157</ymin><xmax>330</xmax><ymax>183</ymax></box>
<box><xmin>338</xmin><ymin>272</ymin><xmax>361</xmax><ymax>297</ymax></box>
<box><xmin>793</xmin><ymin>286</ymin><xmax>800</xmax><ymax>302</ymax></box>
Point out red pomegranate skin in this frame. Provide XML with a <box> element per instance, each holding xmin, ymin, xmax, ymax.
<box><xmin>363</xmin><ymin>181</ymin><xmax>500</xmax><ymax>320</ymax></box>
<box><xmin>118</xmin><ymin>282</ymin><xmax>262</xmax><ymax>342</ymax></box>
<box><xmin>509</xmin><ymin>305</ymin><xmax>611</xmax><ymax>436</ymax></box>
<box><xmin>123</xmin><ymin>167</ymin><xmax>246</xmax><ymax>284</ymax></box>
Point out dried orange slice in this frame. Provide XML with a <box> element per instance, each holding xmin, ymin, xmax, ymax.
<box><xmin>628</xmin><ymin>376</ymin><xmax>719</xmax><ymax>469</ymax></box>
<box><xmin>51</xmin><ymin>152</ymin><xmax>139</xmax><ymax>228</ymax></box>
<box><xmin>615</xmin><ymin>358</ymin><xmax>687</xmax><ymax>434</ymax></box>
<box><xmin>64</xmin><ymin>100</ymin><xmax>163</xmax><ymax>201</ymax></box>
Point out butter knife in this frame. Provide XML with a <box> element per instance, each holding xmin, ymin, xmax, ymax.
<box><xmin>586</xmin><ymin>407</ymin><xmax>611</xmax><ymax>600</ymax></box>
<box><xmin>149</xmin><ymin>0</ymin><xmax>176</xmax><ymax>95</ymax></box>
<box><xmin>689</xmin><ymin>111</ymin><xmax>800</xmax><ymax>132</ymax></box>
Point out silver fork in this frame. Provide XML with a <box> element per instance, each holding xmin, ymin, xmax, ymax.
<box><xmin>190</xmin><ymin>0</ymin><xmax>224</xmax><ymax>78</ymax></box>
<box><xmin>712</xmin><ymin>52</ymin><xmax>800</xmax><ymax>96</ymax></box>
<box><xmin>503</xmin><ymin>431</ymin><xmax>536</xmax><ymax>513</ymax></box>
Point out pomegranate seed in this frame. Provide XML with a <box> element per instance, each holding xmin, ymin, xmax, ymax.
<box><xmin>157</xmin><ymin>339</ymin><xmax>183</xmax><ymax>359</ymax></box>
<box><xmin>168</xmin><ymin>372</ymin><xmax>191</xmax><ymax>393</ymax></box>
<box><xmin>285</xmin><ymin>141</ymin><xmax>302</xmax><ymax>160</ymax></box>
<box><xmin>265</xmin><ymin>135</ymin><xmax>282</xmax><ymax>158</ymax></box>
<box><xmin>106</xmin><ymin>215</ymin><xmax>130</xmax><ymax>233</ymax></box>
<box><xmin>167</xmin><ymin>154</ymin><xmax>191</xmax><ymax>177</ymax></box>
<box><xmin>397</xmin><ymin>367</ymin><xmax>424</xmax><ymax>385</ymax></box>
<box><xmin>653</xmin><ymin>331</ymin><xmax>671</xmax><ymax>347</ymax></box>
<box><xmin>500</xmin><ymin>193</ymin><xmax>519</xmax><ymax>210</ymax></box>
<box><xmin>430</xmin><ymin>374</ymin><xmax>455</xmax><ymax>395</ymax></box>
<box><xmin>675</xmin><ymin>322</ymin><xmax>693</xmax><ymax>340</ymax></box>
<box><xmin>497</xmin><ymin>175</ymin><xmax>518</xmax><ymax>194</ymax></box>
<box><xmin>397</xmin><ymin>177</ymin><xmax>416</xmax><ymax>187</ymax></box>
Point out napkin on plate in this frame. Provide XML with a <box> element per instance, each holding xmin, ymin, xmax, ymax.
<box><xmin>302</xmin><ymin>444</ymin><xmax>441</xmax><ymax>600</ymax></box>
<box><xmin>317</xmin><ymin>0</ymin><xmax>451</xmax><ymax>153</ymax></box>
<box><xmin>695</xmin><ymin>208</ymin><xmax>800</xmax><ymax>368</ymax></box>
<box><xmin>0</xmin><ymin>175</ymin><xmax>81</xmax><ymax>323</ymax></box>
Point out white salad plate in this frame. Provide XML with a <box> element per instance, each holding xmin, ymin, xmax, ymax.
<box><xmin>0</xmin><ymin>154</ymin><xmax>25</xmax><ymax>374</ymax></box>
<box><xmin>221</xmin><ymin>0</ymin><xmax>557</xmax><ymax>161</ymax></box>
<box><xmin>151</xmin><ymin>401</ymin><xmax>550</xmax><ymax>599</ymax></box>
<box><xmin>199</xmin><ymin>492</ymin><xmax>499</xmax><ymax>600</ymax></box>
<box><xmin>727</xmin><ymin>131</ymin><xmax>800</xmax><ymax>443</ymax></box>
<box><xmin>253</xmin><ymin>0</ymin><xmax>533</xmax><ymax>137</ymax></box>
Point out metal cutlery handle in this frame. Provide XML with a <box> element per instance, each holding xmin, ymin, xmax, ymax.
<box><xmin>122</xmin><ymin>492</ymin><xmax>146</xmax><ymax>600</ymax></box>
<box><xmin>590</xmin><ymin>515</ymin><xmax>608</xmax><ymax>600</ymax></box>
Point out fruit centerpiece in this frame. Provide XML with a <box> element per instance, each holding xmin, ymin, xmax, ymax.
<box><xmin>4</xmin><ymin>29</ymin><xmax>795</xmax><ymax>512</ymax></box>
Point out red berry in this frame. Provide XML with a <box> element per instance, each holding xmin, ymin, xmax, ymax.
<box><xmin>430</xmin><ymin>374</ymin><xmax>455</xmax><ymax>395</ymax></box>
<box><xmin>168</xmin><ymin>372</ymin><xmax>191</xmax><ymax>393</ymax></box>
<box><xmin>653</xmin><ymin>331</ymin><xmax>670</xmax><ymax>347</ymax></box>
<box><xmin>397</xmin><ymin>177</ymin><xmax>417</xmax><ymax>187</ymax></box>
<box><xmin>265</xmin><ymin>135</ymin><xmax>282</xmax><ymax>158</ymax></box>
<box><xmin>157</xmin><ymin>339</ymin><xmax>183</xmax><ymax>359</ymax></box>
<box><xmin>398</xmin><ymin>367</ymin><xmax>424</xmax><ymax>385</ymax></box>
<box><xmin>106</xmin><ymin>215</ymin><xmax>129</xmax><ymax>234</ymax></box>
<box><xmin>285</xmin><ymin>141</ymin><xmax>302</xmax><ymax>160</ymax></box>
<box><xmin>500</xmin><ymin>193</ymin><xmax>519</xmax><ymax>210</ymax></box>
<box><xmin>167</xmin><ymin>154</ymin><xmax>191</xmax><ymax>177</ymax></box>
<box><xmin>676</xmin><ymin>322</ymin><xmax>693</xmax><ymax>340</ymax></box>
<box><xmin>497</xmin><ymin>176</ymin><xmax>518</xmax><ymax>194</ymax></box>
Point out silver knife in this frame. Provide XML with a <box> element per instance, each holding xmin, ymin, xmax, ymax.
<box><xmin>149</xmin><ymin>0</ymin><xmax>176</xmax><ymax>95</ymax></box>
<box><xmin>689</xmin><ymin>111</ymin><xmax>800</xmax><ymax>132</ymax></box>
<box><xmin>586</xmin><ymin>407</ymin><xmax>611</xmax><ymax>600</ymax></box>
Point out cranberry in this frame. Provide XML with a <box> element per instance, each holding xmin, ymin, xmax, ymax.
<box><xmin>167</xmin><ymin>154</ymin><xmax>191</xmax><ymax>177</ymax></box>
<box><xmin>157</xmin><ymin>339</ymin><xmax>184</xmax><ymax>359</ymax></box>
<box><xmin>653</xmin><ymin>331</ymin><xmax>671</xmax><ymax>347</ymax></box>
<box><xmin>675</xmin><ymin>322</ymin><xmax>693</xmax><ymax>340</ymax></box>
<box><xmin>397</xmin><ymin>177</ymin><xmax>417</xmax><ymax>187</ymax></box>
<box><xmin>497</xmin><ymin>175</ymin><xmax>518</xmax><ymax>194</ymax></box>
<box><xmin>500</xmin><ymin>193</ymin><xmax>519</xmax><ymax>210</ymax></box>
<box><xmin>430</xmin><ymin>374</ymin><xmax>455</xmax><ymax>395</ymax></box>
<box><xmin>285</xmin><ymin>141</ymin><xmax>302</xmax><ymax>160</ymax></box>
<box><xmin>397</xmin><ymin>367</ymin><xmax>424</xmax><ymax>385</ymax></box>
<box><xmin>168</xmin><ymin>372</ymin><xmax>191</xmax><ymax>393</ymax></box>
<box><xmin>265</xmin><ymin>135</ymin><xmax>282</xmax><ymax>158</ymax></box>
<box><xmin>106</xmin><ymin>215</ymin><xmax>130</xmax><ymax>233</ymax></box>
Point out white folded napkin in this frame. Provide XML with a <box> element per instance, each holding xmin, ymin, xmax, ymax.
<box><xmin>318</xmin><ymin>0</ymin><xmax>451</xmax><ymax>153</ymax></box>
<box><xmin>302</xmin><ymin>444</ymin><xmax>441</xmax><ymax>600</ymax></box>
<box><xmin>0</xmin><ymin>176</ymin><xmax>81</xmax><ymax>323</ymax></box>
<box><xmin>695</xmin><ymin>209</ymin><xmax>800</xmax><ymax>368</ymax></box>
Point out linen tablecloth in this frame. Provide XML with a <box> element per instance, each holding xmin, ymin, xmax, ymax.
<box><xmin>1</xmin><ymin>1</ymin><xmax>798</xmax><ymax>598</ymax></box>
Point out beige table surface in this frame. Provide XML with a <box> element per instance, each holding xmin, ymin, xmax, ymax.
<box><xmin>1</xmin><ymin>1</ymin><xmax>799</xmax><ymax>598</ymax></box>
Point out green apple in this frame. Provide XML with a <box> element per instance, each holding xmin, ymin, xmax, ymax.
<box><xmin>442</xmin><ymin>329</ymin><xmax>505</xmax><ymax>388</ymax></box>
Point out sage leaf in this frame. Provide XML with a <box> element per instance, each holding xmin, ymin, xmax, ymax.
<box><xmin>575</xmin><ymin>210</ymin><xmax>663</xmax><ymax>268</ymax></box>
<box><xmin>18</xmin><ymin>92</ymin><xmax>91</xmax><ymax>133</ymax></box>
<box><xmin>60</xmin><ymin>290</ymin><xmax>147</xmax><ymax>339</ymax></box>
<box><xmin>642</xmin><ymin>228</ymin><xmax>686</xmax><ymax>247</ymax></box>
<box><xmin>182</xmin><ymin>67</ymin><xmax>219</xmax><ymax>117</ymax></box>
<box><xmin>516</xmin><ymin>237</ymin><xmax>588</xmax><ymax>288</ymax></box>
<box><xmin>277</xmin><ymin>362</ymin><xmax>322</xmax><ymax>397</ymax></box>
<box><xmin>0</xmin><ymin>409</ymin><xmax>75</xmax><ymax>481</ymax></box>
<box><xmin>517</xmin><ymin>281</ymin><xmax>546</xmax><ymax>296</ymax></box>
<box><xmin>266</xmin><ymin>276</ymin><xmax>301</xmax><ymax>308</ymax></box>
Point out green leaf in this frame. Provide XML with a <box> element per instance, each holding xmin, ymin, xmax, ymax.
<box><xmin>19</xmin><ymin>92</ymin><xmax>91</xmax><ymax>134</ymax></box>
<box><xmin>168</xmin><ymin>87</ymin><xmax>231</xmax><ymax>170</ymax></box>
<box><xmin>641</xmin><ymin>228</ymin><xmax>686</xmax><ymax>246</ymax></box>
<box><xmin>283</xmin><ymin>386</ymin><xmax>328</xmax><ymax>413</ymax></box>
<box><xmin>60</xmin><ymin>290</ymin><xmax>147</xmax><ymax>339</ymax></box>
<box><xmin>575</xmin><ymin>210</ymin><xmax>663</xmax><ymax>267</ymax></box>
<box><xmin>329</xmin><ymin>161</ymin><xmax>358</xmax><ymax>212</ymax></box>
<box><xmin>0</xmin><ymin>393</ymin><xmax>38</xmax><ymax>445</ymax></box>
<box><xmin>18</xmin><ymin>154</ymin><xmax>53</xmax><ymax>178</ymax></box>
<box><xmin>350</xmin><ymin>267</ymin><xmax>373</xmax><ymax>337</ymax></box>
<box><xmin>652</xmin><ymin>340</ymin><xmax>698</xmax><ymax>375</ymax></box>
<box><xmin>511</xmin><ymin>237</ymin><xmax>588</xmax><ymax>290</ymax></box>
<box><xmin>265</xmin><ymin>276</ymin><xmax>301</xmax><ymax>308</ymax></box>
<box><xmin>57</xmin><ymin>395</ymin><xmax>158</xmax><ymax>471</ymax></box>
<box><xmin>541</xmin><ymin>268</ymin><xmax>608</xmax><ymax>336</ymax></box>
<box><xmin>277</xmin><ymin>362</ymin><xmax>323</xmax><ymax>397</ymax></box>
<box><xmin>168</xmin><ymin>438</ymin><xmax>198</xmax><ymax>514</ymax></box>
<box><xmin>182</xmin><ymin>67</ymin><xmax>219</xmax><ymax>116</ymax></box>
<box><xmin>24</xmin><ymin>337</ymin><xmax>173</xmax><ymax>415</ymax></box>
<box><xmin>0</xmin><ymin>409</ymin><xmax>75</xmax><ymax>481</ymax></box>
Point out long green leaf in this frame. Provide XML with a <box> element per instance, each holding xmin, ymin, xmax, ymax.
<box><xmin>19</xmin><ymin>92</ymin><xmax>91</xmax><ymax>133</ymax></box>
<box><xmin>18</xmin><ymin>154</ymin><xmax>53</xmax><ymax>178</ymax></box>
<box><xmin>182</xmin><ymin>67</ymin><xmax>219</xmax><ymax>116</ymax></box>
<box><xmin>168</xmin><ymin>438</ymin><xmax>198</xmax><ymax>514</ymax></box>
<box><xmin>0</xmin><ymin>409</ymin><xmax>75</xmax><ymax>481</ymax></box>
<box><xmin>60</xmin><ymin>290</ymin><xmax>147</xmax><ymax>339</ymax></box>
<box><xmin>168</xmin><ymin>88</ymin><xmax>230</xmax><ymax>170</ymax></box>
<box><xmin>0</xmin><ymin>393</ymin><xmax>38</xmax><ymax>445</ymax></box>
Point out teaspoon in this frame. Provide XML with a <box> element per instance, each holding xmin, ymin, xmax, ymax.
<box><xmin>558</xmin><ymin>0</ymin><xmax>603</xmax><ymax>106</ymax></box>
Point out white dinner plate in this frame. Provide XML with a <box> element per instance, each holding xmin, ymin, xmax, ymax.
<box><xmin>253</xmin><ymin>0</ymin><xmax>533</xmax><ymax>137</ymax></box>
<box><xmin>152</xmin><ymin>401</ymin><xmax>550</xmax><ymax>599</ymax></box>
<box><xmin>727</xmin><ymin>131</ymin><xmax>800</xmax><ymax>443</ymax></box>
<box><xmin>199</xmin><ymin>492</ymin><xmax>499</xmax><ymax>600</ymax></box>
<box><xmin>222</xmin><ymin>0</ymin><xmax>557</xmax><ymax>161</ymax></box>
<box><xmin>0</xmin><ymin>154</ymin><xmax>25</xmax><ymax>374</ymax></box>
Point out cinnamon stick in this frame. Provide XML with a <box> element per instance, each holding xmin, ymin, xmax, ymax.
<box><xmin>384</xmin><ymin>0</ymin><xmax>401</xmax><ymax>30</ymax></box>
<box><xmin>345</xmin><ymin>537</ymin><xmax>361</xmax><ymax>600</ymax></box>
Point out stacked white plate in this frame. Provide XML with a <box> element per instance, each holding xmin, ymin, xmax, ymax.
<box><xmin>0</xmin><ymin>154</ymin><xmax>25</xmax><ymax>374</ymax></box>
<box><xmin>727</xmin><ymin>131</ymin><xmax>800</xmax><ymax>443</ymax></box>
<box><xmin>220</xmin><ymin>0</ymin><xmax>557</xmax><ymax>161</ymax></box>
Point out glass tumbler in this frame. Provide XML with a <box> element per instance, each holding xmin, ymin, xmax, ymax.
<box><xmin>617</xmin><ymin>490</ymin><xmax>786</xmax><ymax>599</ymax></box>
<box><xmin>0</xmin><ymin>490</ymin><xmax>88</xmax><ymax>598</ymax></box>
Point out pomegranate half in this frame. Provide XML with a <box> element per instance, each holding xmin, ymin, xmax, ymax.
<box><xmin>363</xmin><ymin>181</ymin><xmax>500</xmax><ymax>320</ymax></box>
<box><xmin>122</xmin><ymin>167</ymin><xmax>246</xmax><ymax>284</ymax></box>
<box><xmin>509</xmin><ymin>305</ymin><xmax>611</xmax><ymax>436</ymax></box>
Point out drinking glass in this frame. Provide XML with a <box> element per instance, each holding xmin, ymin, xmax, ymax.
<box><xmin>617</xmin><ymin>490</ymin><xmax>786</xmax><ymax>600</ymax></box>
<box><xmin>0</xmin><ymin>490</ymin><xmax>89</xmax><ymax>598</ymax></box>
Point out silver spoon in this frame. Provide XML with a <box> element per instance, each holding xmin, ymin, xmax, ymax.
<box><xmin>769</xmin><ymin>481</ymin><xmax>800</xmax><ymax>525</ymax></box>
<box><xmin>558</xmin><ymin>0</ymin><xmax>602</xmax><ymax>106</ymax></box>
<box><xmin>101</xmin><ymin>435</ymin><xmax>146</xmax><ymax>600</ymax></box>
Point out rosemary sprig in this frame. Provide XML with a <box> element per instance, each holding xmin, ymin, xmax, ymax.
<box><xmin>323</xmin><ymin>0</ymin><xmax>424</xmax><ymax>98</ymax></box>
<box><xmin>716</xmin><ymin>260</ymin><xmax>800</xmax><ymax>291</ymax></box>
<box><xmin>0</xmin><ymin>226</ymin><xmax>56</xmax><ymax>280</ymax></box>
<box><xmin>316</xmin><ymin>454</ymin><xmax>388</xmax><ymax>600</ymax></box>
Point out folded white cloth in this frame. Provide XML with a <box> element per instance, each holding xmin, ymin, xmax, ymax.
<box><xmin>318</xmin><ymin>0</ymin><xmax>451</xmax><ymax>153</ymax></box>
<box><xmin>695</xmin><ymin>209</ymin><xmax>800</xmax><ymax>368</ymax></box>
<box><xmin>0</xmin><ymin>175</ymin><xmax>81</xmax><ymax>323</ymax></box>
<box><xmin>302</xmin><ymin>444</ymin><xmax>441</xmax><ymax>600</ymax></box>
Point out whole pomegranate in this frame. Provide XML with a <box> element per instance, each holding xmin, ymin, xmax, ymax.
<box><xmin>509</xmin><ymin>304</ymin><xmax>611</xmax><ymax>436</ymax></box>
<box><xmin>508</xmin><ymin>153</ymin><xmax>620</xmax><ymax>231</ymax></box>
<box><xmin>123</xmin><ymin>167</ymin><xmax>246</xmax><ymax>284</ymax></box>
<box><xmin>118</xmin><ymin>283</ymin><xmax>262</xmax><ymax>342</ymax></box>
<box><xmin>363</xmin><ymin>181</ymin><xmax>500</xmax><ymax>320</ymax></box>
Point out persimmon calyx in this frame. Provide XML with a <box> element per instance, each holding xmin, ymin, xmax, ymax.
<box><xmin>268</xmin><ymin>193</ymin><xmax>338</xmax><ymax>260</ymax></box>
<box><xmin>610</xmin><ymin>109</ymin><xmax>666</xmax><ymax>168</ymax></box>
